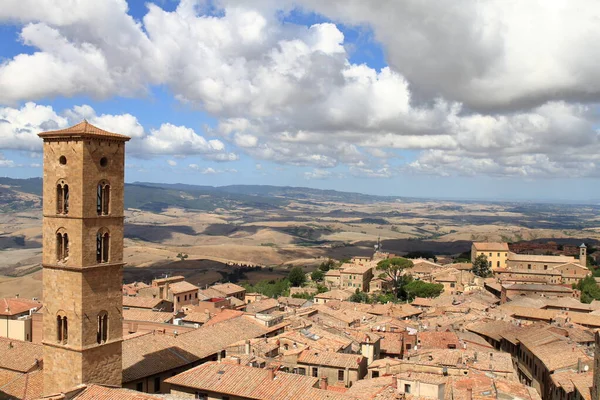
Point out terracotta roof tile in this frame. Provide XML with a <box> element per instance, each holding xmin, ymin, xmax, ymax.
<box><xmin>38</xmin><ymin>120</ymin><xmax>130</xmax><ymax>141</ymax></box>
<box><xmin>0</xmin><ymin>369</ymin><xmax>43</xmax><ymax>400</ymax></box>
<box><xmin>298</xmin><ymin>349</ymin><xmax>365</xmax><ymax>369</ymax></box>
<box><xmin>0</xmin><ymin>298</ymin><xmax>42</xmax><ymax>316</ymax></box>
<box><xmin>169</xmin><ymin>281</ymin><xmax>198</xmax><ymax>294</ymax></box>
<box><xmin>210</xmin><ymin>283</ymin><xmax>246</xmax><ymax>296</ymax></box>
<box><xmin>122</xmin><ymin>296</ymin><xmax>170</xmax><ymax>309</ymax></box>
<box><xmin>0</xmin><ymin>337</ymin><xmax>43</xmax><ymax>373</ymax></box>
<box><xmin>122</xmin><ymin>308</ymin><xmax>173</xmax><ymax>324</ymax></box>
<box><xmin>472</xmin><ymin>242</ymin><xmax>509</xmax><ymax>251</ymax></box>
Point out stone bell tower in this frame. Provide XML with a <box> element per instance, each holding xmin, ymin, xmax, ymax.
<box><xmin>38</xmin><ymin>121</ymin><xmax>130</xmax><ymax>394</ymax></box>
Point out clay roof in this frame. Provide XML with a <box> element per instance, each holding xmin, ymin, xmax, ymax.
<box><xmin>314</xmin><ymin>289</ymin><xmax>354</xmax><ymax>301</ymax></box>
<box><xmin>211</xmin><ymin>283</ymin><xmax>246</xmax><ymax>295</ymax></box>
<box><xmin>504</xmin><ymin>283</ymin><xmax>573</xmax><ymax>293</ymax></box>
<box><xmin>38</xmin><ymin>120</ymin><xmax>130</xmax><ymax>141</ymax></box>
<box><xmin>182</xmin><ymin>311</ymin><xmax>212</xmax><ymax>324</ymax></box>
<box><xmin>122</xmin><ymin>315</ymin><xmax>272</xmax><ymax>382</ymax></box>
<box><xmin>508</xmin><ymin>253</ymin><xmax>576</xmax><ymax>263</ymax></box>
<box><xmin>165</xmin><ymin>362</ymin><xmax>320</xmax><ymax>400</ymax></box>
<box><xmin>416</xmin><ymin>331</ymin><xmax>460</xmax><ymax>350</ymax></box>
<box><xmin>341</xmin><ymin>264</ymin><xmax>373</xmax><ymax>274</ymax></box>
<box><xmin>0</xmin><ymin>337</ymin><xmax>43</xmax><ymax>373</ymax></box>
<box><xmin>122</xmin><ymin>296</ymin><xmax>169</xmax><ymax>309</ymax></box>
<box><xmin>0</xmin><ymin>297</ymin><xmax>42</xmax><ymax>316</ymax></box>
<box><xmin>472</xmin><ymin>242</ymin><xmax>509</xmax><ymax>251</ymax></box>
<box><xmin>122</xmin><ymin>308</ymin><xmax>173</xmax><ymax>324</ymax></box>
<box><xmin>203</xmin><ymin>309</ymin><xmax>245</xmax><ymax>326</ymax></box>
<box><xmin>0</xmin><ymin>369</ymin><xmax>43</xmax><ymax>400</ymax></box>
<box><xmin>246</xmin><ymin>298</ymin><xmax>280</xmax><ymax>314</ymax></box>
<box><xmin>169</xmin><ymin>281</ymin><xmax>199</xmax><ymax>294</ymax></box>
<box><xmin>69</xmin><ymin>384</ymin><xmax>169</xmax><ymax>399</ymax></box>
<box><xmin>344</xmin><ymin>376</ymin><xmax>395</xmax><ymax>399</ymax></box>
<box><xmin>278</xmin><ymin>297</ymin><xmax>309</xmax><ymax>307</ymax></box>
<box><xmin>298</xmin><ymin>349</ymin><xmax>365</xmax><ymax>369</ymax></box>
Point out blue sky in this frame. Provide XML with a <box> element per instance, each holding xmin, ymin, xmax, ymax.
<box><xmin>1</xmin><ymin>0</ymin><xmax>599</xmax><ymax>202</ymax></box>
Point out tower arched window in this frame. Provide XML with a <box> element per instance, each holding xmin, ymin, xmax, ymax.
<box><xmin>57</xmin><ymin>313</ymin><xmax>68</xmax><ymax>345</ymax></box>
<box><xmin>96</xmin><ymin>229</ymin><xmax>110</xmax><ymax>263</ymax></box>
<box><xmin>56</xmin><ymin>229</ymin><xmax>69</xmax><ymax>262</ymax></box>
<box><xmin>97</xmin><ymin>311</ymin><xmax>108</xmax><ymax>344</ymax></box>
<box><xmin>56</xmin><ymin>181</ymin><xmax>69</xmax><ymax>214</ymax></box>
<box><xmin>97</xmin><ymin>181</ymin><xmax>110</xmax><ymax>216</ymax></box>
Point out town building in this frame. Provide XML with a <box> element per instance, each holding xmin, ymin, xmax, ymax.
<box><xmin>472</xmin><ymin>242</ymin><xmax>510</xmax><ymax>270</ymax></box>
<box><xmin>38</xmin><ymin>121</ymin><xmax>130</xmax><ymax>394</ymax></box>
<box><xmin>0</xmin><ymin>297</ymin><xmax>42</xmax><ymax>341</ymax></box>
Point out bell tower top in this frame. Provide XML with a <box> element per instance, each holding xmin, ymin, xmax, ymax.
<box><xmin>38</xmin><ymin>120</ymin><xmax>131</xmax><ymax>142</ymax></box>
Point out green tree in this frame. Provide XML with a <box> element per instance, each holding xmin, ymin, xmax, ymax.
<box><xmin>576</xmin><ymin>276</ymin><xmax>600</xmax><ymax>303</ymax></box>
<box><xmin>349</xmin><ymin>289</ymin><xmax>371</xmax><ymax>303</ymax></box>
<box><xmin>311</xmin><ymin>269</ymin><xmax>325</xmax><ymax>282</ymax></box>
<box><xmin>319</xmin><ymin>259</ymin><xmax>335</xmax><ymax>272</ymax></box>
<box><xmin>404</xmin><ymin>280</ymin><xmax>444</xmax><ymax>300</ymax></box>
<box><xmin>176</xmin><ymin>252</ymin><xmax>188</xmax><ymax>261</ymax></box>
<box><xmin>288</xmin><ymin>266</ymin><xmax>306</xmax><ymax>287</ymax></box>
<box><xmin>376</xmin><ymin>257</ymin><xmax>414</xmax><ymax>297</ymax></box>
<box><xmin>471</xmin><ymin>254</ymin><xmax>491</xmax><ymax>277</ymax></box>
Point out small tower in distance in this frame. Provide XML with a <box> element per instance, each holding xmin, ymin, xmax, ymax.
<box><xmin>38</xmin><ymin>121</ymin><xmax>130</xmax><ymax>394</ymax></box>
<box><xmin>580</xmin><ymin>243</ymin><xmax>587</xmax><ymax>267</ymax></box>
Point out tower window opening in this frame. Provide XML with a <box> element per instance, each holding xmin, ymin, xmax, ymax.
<box><xmin>97</xmin><ymin>182</ymin><xmax>110</xmax><ymax>215</ymax></box>
<box><xmin>56</xmin><ymin>183</ymin><xmax>69</xmax><ymax>214</ymax></box>
<box><xmin>100</xmin><ymin>157</ymin><xmax>108</xmax><ymax>167</ymax></box>
<box><xmin>57</xmin><ymin>315</ymin><xmax>68</xmax><ymax>344</ymax></box>
<box><xmin>56</xmin><ymin>232</ymin><xmax>69</xmax><ymax>262</ymax></box>
<box><xmin>96</xmin><ymin>230</ymin><xmax>110</xmax><ymax>263</ymax></box>
<box><xmin>59</xmin><ymin>155</ymin><xmax>67</xmax><ymax>165</ymax></box>
<box><xmin>97</xmin><ymin>312</ymin><xmax>108</xmax><ymax>344</ymax></box>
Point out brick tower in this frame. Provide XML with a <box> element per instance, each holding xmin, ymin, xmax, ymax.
<box><xmin>38</xmin><ymin>121</ymin><xmax>130</xmax><ymax>394</ymax></box>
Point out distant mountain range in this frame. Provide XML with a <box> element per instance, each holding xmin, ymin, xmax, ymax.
<box><xmin>0</xmin><ymin>177</ymin><xmax>413</xmax><ymax>212</ymax></box>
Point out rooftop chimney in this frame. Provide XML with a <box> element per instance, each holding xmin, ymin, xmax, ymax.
<box><xmin>245</xmin><ymin>340</ymin><xmax>251</xmax><ymax>355</ymax></box>
<box><xmin>268</xmin><ymin>368</ymin><xmax>275</xmax><ymax>380</ymax></box>
<box><xmin>319</xmin><ymin>376</ymin><xmax>328</xmax><ymax>390</ymax></box>
<box><xmin>392</xmin><ymin>374</ymin><xmax>398</xmax><ymax>389</ymax></box>
<box><xmin>467</xmin><ymin>388</ymin><xmax>473</xmax><ymax>400</ymax></box>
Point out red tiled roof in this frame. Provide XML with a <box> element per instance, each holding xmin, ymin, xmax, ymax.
<box><xmin>0</xmin><ymin>369</ymin><xmax>43</xmax><ymax>400</ymax></box>
<box><xmin>169</xmin><ymin>281</ymin><xmax>199</xmax><ymax>294</ymax></box>
<box><xmin>0</xmin><ymin>337</ymin><xmax>43</xmax><ymax>373</ymax></box>
<box><xmin>38</xmin><ymin>121</ymin><xmax>130</xmax><ymax>141</ymax></box>
<box><xmin>122</xmin><ymin>296</ymin><xmax>169</xmax><ymax>309</ymax></box>
<box><xmin>0</xmin><ymin>298</ymin><xmax>42</xmax><ymax>316</ymax></box>
<box><xmin>165</xmin><ymin>362</ymin><xmax>320</xmax><ymax>400</ymax></box>
<box><xmin>298</xmin><ymin>349</ymin><xmax>365</xmax><ymax>369</ymax></box>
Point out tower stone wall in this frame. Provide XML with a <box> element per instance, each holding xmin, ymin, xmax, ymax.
<box><xmin>39</xmin><ymin>122</ymin><xmax>129</xmax><ymax>395</ymax></box>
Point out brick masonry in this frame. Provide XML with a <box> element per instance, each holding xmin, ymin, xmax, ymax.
<box><xmin>40</xmin><ymin>128</ymin><xmax>128</xmax><ymax>395</ymax></box>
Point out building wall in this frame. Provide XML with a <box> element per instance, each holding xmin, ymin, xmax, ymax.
<box><xmin>296</xmin><ymin>363</ymin><xmax>365</xmax><ymax>388</ymax></box>
<box><xmin>41</xmin><ymin>136</ymin><xmax>126</xmax><ymax>395</ymax></box>
<box><xmin>397</xmin><ymin>379</ymin><xmax>443</xmax><ymax>398</ymax></box>
<box><xmin>173</xmin><ymin>290</ymin><xmax>199</xmax><ymax>311</ymax></box>
<box><xmin>472</xmin><ymin>245</ymin><xmax>508</xmax><ymax>270</ymax></box>
<box><xmin>0</xmin><ymin>315</ymin><xmax>31</xmax><ymax>341</ymax></box>
<box><xmin>340</xmin><ymin>269</ymin><xmax>373</xmax><ymax>292</ymax></box>
<box><xmin>506</xmin><ymin>259</ymin><xmax>571</xmax><ymax>271</ymax></box>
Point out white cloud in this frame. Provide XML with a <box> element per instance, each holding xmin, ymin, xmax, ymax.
<box><xmin>1</xmin><ymin>1</ymin><xmax>600</xmax><ymax>178</ymax></box>
<box><xmin>303</xmin><ymin>168</ymin><xmax>342</xmax><ymax>180</ymax></box>
<box><xmin>0</xmin><ymin>152</ymin><xmax>15</xmax><ymax>167</ymax></box>
<box><xmin>167</xmin><ymin>160</ymin><xmax>177</xmax><ymax>166</ymax></box>
<box><xmin>0</xmin><ymin>103</ymin><xmax>236</xmax><ymax>160</ymax></box>
<box><xmin>188</xmin><ymin>164</ymin><xmax>237</xmax><ymax>174</ymax></box>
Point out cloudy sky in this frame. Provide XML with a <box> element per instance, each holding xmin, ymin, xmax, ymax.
<box><xmin>1</xmin><ymin>0</ymin><xmax>599</xmax><ymax>202</ymax></box>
